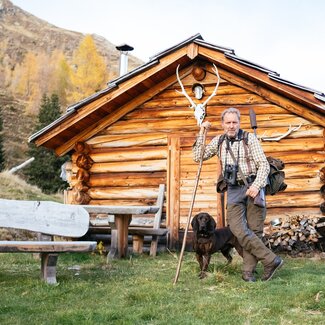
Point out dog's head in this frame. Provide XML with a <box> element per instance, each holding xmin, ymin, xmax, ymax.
<box><xmin>191</xmin><ymin>212</ymin><xmax>216</xmax><ymax>237</ymax></box>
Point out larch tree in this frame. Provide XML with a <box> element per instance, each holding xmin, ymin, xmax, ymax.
<box><xmin>48</xmin><ymin>50</ymin><xmax>72</xmax><ymax>108</ymax></box>
<box><xmin>68</xmin><ymin>34</ymin><xmax>108</xmax><ymax>103</ymax></box>
<box><xmin>25</xmin><ymin>94</ymin><xmax>68</xmax><ymax>193</ymax></box>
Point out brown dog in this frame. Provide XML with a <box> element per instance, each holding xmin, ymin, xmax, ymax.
<box><xmin>191</xmin><ymin>212</ymin><xmax>243</xmax><ymax>278</ymax></box>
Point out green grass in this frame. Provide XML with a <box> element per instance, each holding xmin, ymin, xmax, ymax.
<box><xmin>0</xmin><ymin>252</ymin><xmax>324</xmax><ymax>325</ymax></box>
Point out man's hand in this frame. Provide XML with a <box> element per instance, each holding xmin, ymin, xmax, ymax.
<box><xmin>200</xmin><ymin>121</ymin><xmax>211</xmax><ymax>135</ymax></box>
<box><xmin>246</xmin><ymin>185</ymin><xmax>259</xmax><ymax>199</ymax></box>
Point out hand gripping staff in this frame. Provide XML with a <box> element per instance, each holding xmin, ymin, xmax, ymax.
<box><xmin>173</xmin><ymin>126</ymin><xmax>208</xmax><ymax>285</ymax></box>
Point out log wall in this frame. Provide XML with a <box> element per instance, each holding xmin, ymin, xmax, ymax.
<box><xmin>65</xmin><ymin>64</ymin><xmax>325</xmax><ymax>246</ymax></box>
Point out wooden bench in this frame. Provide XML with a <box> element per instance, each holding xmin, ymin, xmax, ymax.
<box><xmin>0</xmin><ymin>199</ymin><xmax>97</xmax><ymax>284</ymax></box>
<box><xmin>129</xmin><ymin>184</ymin><xmax>167</xmax><ymax>256</ymax></box>
<box><xmin>88</xmin><ymin>184</ymin><xmax>168</xmax><ymax>257</ymax></box>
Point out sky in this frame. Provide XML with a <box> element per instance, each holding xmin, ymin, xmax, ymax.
<box><xmin>12</xmin><ymin>0</ymin><xmax>325</xmax><ymax>93</ymax></box>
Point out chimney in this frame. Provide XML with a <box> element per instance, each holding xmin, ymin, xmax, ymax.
<box><xmin>116</xmin><ymin>44</ymin><xmax>134</xmax><ymax>76</ymax></box>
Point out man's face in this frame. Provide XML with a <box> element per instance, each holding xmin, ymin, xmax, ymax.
<box><xmin>222</xmin><ymin>112</ymin><xmax>240</xmax><ymax>138</ymax></box>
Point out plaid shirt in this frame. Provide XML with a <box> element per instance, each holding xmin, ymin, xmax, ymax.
<box><xmin>192</xmin><ymin>132</ymin><xmax>270</xmax><ymax>190</ymax></box>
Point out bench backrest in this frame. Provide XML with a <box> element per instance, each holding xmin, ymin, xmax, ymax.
<box><xmin>0</xmin><ymin>199</ymin><xmax>90</xmax><ymax>238</ymax></box>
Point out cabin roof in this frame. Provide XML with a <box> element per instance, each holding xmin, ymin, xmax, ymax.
<box><xmin>29</xmin><ymin>33</ymin><xmax>325</xmax><ymax>156</ymax></box>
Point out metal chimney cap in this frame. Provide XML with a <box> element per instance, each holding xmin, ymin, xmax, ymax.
<box><xmin>116</xmin><ymin>44</ymin><xmax>134</xmax><ymax>52</ymax></box>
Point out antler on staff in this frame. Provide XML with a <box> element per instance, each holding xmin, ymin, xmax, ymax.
<box><xmin>201</xmin><ymin>64</ymin><xmax>220</xmax><ymax>108</ymax></box>
<box><xmin>175</xmin><ymin>64</ymin><xmax>196</xmax><ymax>109</ymax></box>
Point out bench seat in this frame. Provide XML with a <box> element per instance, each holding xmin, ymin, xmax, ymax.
<box><xmin>0</xmin><ymin>241</ymin><xmax>97</xmax><ymax>285</ymax></box>
<box><xmin>0</xmin><ymin>241</ymin><xmax>97</xmax><ymax>253</ymax></box>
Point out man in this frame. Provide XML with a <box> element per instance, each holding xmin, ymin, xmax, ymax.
<box><xmin>192</xmin><ymin>107</ymin><xmax>283</xmax><ymax>282</ymax></box>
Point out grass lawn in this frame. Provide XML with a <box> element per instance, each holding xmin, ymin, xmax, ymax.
<box><xmin>0</xmin><ymin>251</ymin><xmax>324</xmax><ymax>325</ymax></box>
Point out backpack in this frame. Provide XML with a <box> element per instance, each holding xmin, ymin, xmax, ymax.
<box><xmin>217</xmin><ymin>130</ymin><xmax>287</xmax><ymax>195</ymax></box>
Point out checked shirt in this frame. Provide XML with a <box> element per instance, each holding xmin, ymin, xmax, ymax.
<box><xmin>192</xmin><ymin>132</ymin><xmax>270</xmax><ymax>190</ymax></box>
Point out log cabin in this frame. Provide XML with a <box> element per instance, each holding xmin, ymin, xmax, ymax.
<box><xmin>29</xmin><ymin>33</ymin><xmax>325</xmax><ymax>249</ymax></box>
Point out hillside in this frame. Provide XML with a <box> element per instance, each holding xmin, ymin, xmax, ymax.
<box><xmin>0</xmin><ymin>0</ymin><xmax>143</xmax><ymax>169</ymax></box>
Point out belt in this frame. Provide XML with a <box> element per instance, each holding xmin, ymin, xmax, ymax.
<box><xmin>237</xmin><ymin>175</ymin><xmax>256</xmax><ymax>186</ymax></box>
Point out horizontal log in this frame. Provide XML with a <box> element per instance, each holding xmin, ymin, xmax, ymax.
<box><xmin>128</xmin><ymin>104</ymin><xmax>292</xmax><ymax>120</ymax></box>
<box><xmin>180</xmin><ymin>193</ymin><xmax>218</xmax><ymax>202</ymax></box>
<box><xmin>105</xmin><ymin>115</ymin><xmax>310</xmax><ymax>134</ymax></box>
<box><xmin>180</xmin><ymin>179</ymin><xmax>217</xmax><ymax>187</ymax></box>
<box><xmin>146</xmin><ymin>83</ymin><xmax>247</xmax><ymax>100</ymax></box>
<box><xmin>180</xmin><ymin>165</ymin><xmax>323</xmax><ymax>182</ymax></box>
<box><xmin>141</xmin><ymin>93</ymin><xmax>269</xmax><ymax>109</ymax></box>
<box><xmin>283</xmin><ymin>163</ymin><xmax>325</xmax><ymax>179</ymax></box>
<box><xmin>88</xmin><ymin>187</ymin><xmax>159</xmax><ymax>200</ymax></box>
<box><xmin>73</xmin><ymin>160</ymin><xmax>167</xmax><ymax>173</ymax></box>
<box><xmin>181</xmin><ymin>137</ymin><xmax>323</xmax><ymax>152</ymax></box>
<box><xmin>87</xmin><ymin>133</ymin><xmax>167</xmax><ymax>148</ymax></box>
<box><xmin>181</xmin><ymin>170</ymin><xmax>219</xmax><ymax>179</ymax></box>
<box><xmin>77</xmin><ymin>172</ymin><xmax>166</xmax><ymax>187</ymax></box>
<box><xmin>72</xmin><ymin>147</ymin><xmax>168</xmax><ymax>163</ymax></box>
<box><xmin>265</xmin><ymin>152</ymin><xmax>325</xmax><ymax>164</ymax></box>
<box><xmin>181</xmin><ymin>124</ymin><xmax>322</xmax><ymax>146</ymax></box>
<box><xmin>284</xmin><ymin>178</ymin><xmax>323</xmax><ymax>192</ymax></box>
<box><xmin>266</xmin><ymin>192</ymin><xmax>322</xmax><ymax>208</ymax></box>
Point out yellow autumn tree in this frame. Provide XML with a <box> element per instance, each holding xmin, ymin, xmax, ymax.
<box><xmin>48</xmin><ymin>50</ymin><xmax>72</xmax><ymax>107</ymax></box>
<box><xmin>68</xmin><ymin>35</ymin><xmax>108</xmax><ymax>103</ymax></box>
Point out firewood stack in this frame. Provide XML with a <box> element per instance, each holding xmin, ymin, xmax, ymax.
<box><xmin>264</xmin><ymin>215</ymin><xmax>325</xmax><ymax>254</ymax></box>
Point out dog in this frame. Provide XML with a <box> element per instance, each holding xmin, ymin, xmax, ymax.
<box><xmin>191</xmin><ymin>212</ymin><xmax>243</xmax><ymax>278</ymax></box>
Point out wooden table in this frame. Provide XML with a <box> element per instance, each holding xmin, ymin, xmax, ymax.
<box><xmin>83</xmin><ymin>205</ymin><xmax>159</xmax><ymax>258</ymax></box>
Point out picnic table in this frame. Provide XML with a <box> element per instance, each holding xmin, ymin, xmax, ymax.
<box><xmin>83</xmin><ymin>205</ymin><xmax>159</xmax><ymax>258</ymax></box>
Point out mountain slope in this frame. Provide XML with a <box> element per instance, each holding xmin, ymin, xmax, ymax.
<box><xmin>0</xmin><ymin>0</ymin><xmax>143</xmax><ymax>169</ymax></box>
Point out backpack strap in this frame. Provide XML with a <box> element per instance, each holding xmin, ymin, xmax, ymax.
<box><xmin>240</xmin><ymin>130</ymin><xmax>253</xmax><ymax>175</ymax></box>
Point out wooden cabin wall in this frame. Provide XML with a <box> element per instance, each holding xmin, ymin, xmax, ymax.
<box><xmin>65</xmin><ymin>64</ymin><xmax>325</xmax><ymax>246</ymax></box>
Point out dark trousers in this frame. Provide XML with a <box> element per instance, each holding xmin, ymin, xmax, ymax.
<box><xmin>226</xmin><ymin>184</ymin><xmax>276</xmax><ymax>272</ymax></box>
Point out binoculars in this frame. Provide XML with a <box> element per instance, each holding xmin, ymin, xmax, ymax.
<box><xmin>224</xmin><ymin>164</ymin><xmax>238</xmax><ymax>185</ymax></box>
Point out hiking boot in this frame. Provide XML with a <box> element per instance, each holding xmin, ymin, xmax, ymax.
<box><xmin>242</xmin><ymin>271</ymin><xmax>256</xmax><ymax>282</ymax></box>
<box><xmin>262</xmin><ymin>256</ymin><xmax>283</xmax><ymax>281</ymax></box>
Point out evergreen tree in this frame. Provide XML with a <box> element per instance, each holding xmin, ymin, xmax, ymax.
<box><xmin>0</xmin><ymin>107</ymin><xmax>5</xmax><ymax>171</ymax></box>
<box><xmin>25</xmin><ymin>94</ymin><xmax>68</xmax><ymax>193</ymax></box>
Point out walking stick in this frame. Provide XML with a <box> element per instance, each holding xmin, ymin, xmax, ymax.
<box><xmin>173</xmin><ymin>127</ymin><xmax>208</xmax><ymax>285</ymax></box>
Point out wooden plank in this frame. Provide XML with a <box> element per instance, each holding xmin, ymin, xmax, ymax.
<box><xmin>0</xmin><ymin>199</ymin><xmax>90</xmax><ymax>237</ymax></box>
<box><xmin>87</xmin><ymin>187</ymin><xmax>160</xmax><ymax>200</ymax></box>
<box><xmin>83</xmin><ymin>205</ymin><xmax>159</xmax><ymax>215</ymax></box>
<box><xmin>0</xmin><ymin>241</ymin><xmax>97</xmax><ymax>253</ymax></box>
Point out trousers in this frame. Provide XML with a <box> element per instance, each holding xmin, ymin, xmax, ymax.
<box><xmin>226</xmin><ymin>184</ymin><xmax>276</xmax><ymax>272</ymax></box>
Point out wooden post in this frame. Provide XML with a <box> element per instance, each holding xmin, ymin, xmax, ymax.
<box><xmin>167</xmin><ymin>136</ymin><xmax>180</xmax><ymax>249</ymax></box>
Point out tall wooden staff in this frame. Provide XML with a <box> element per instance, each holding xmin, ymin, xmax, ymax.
<box><xmin>173</xmin><ymin>127</ymin><xmax>208</xmax><ymax>285</ymax></box>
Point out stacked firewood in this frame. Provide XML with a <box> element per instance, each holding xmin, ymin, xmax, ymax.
<box><xmin>264</xmin><ymin>215</ymin><xmax>323</xmax><ymax>254</ymax></box>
